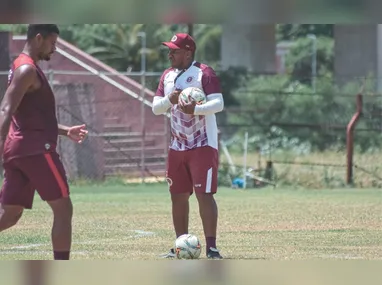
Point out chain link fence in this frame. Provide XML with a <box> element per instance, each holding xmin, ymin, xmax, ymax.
<box><xmin>52</xmin><ymin>71</ymin><xmax>170</xmax><ymax>183</ymax></box>
<box><xmin>217</xmin><ymin>85</ymin><xmax>382</xmax><ymax>189</ymax></box>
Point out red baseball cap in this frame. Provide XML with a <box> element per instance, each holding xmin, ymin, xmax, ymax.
<box><xmin>162</xmin><ymin>33</ymin><xmax>196</xmax><ymax>52</ymax></box>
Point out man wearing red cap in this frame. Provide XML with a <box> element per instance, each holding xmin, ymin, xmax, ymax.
<box><xmin>152</xmin><ymin>33</ymin><xmax>224</xmax><ymax>259</ymax></box>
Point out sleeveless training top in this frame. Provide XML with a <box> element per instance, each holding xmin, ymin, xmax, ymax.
<box><xmin>3</xmin><ymin>53</ymin><xmax>58</xmax><ymax>162</ymax></box>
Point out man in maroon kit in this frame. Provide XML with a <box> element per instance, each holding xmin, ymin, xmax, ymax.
<box><xmin>0</xmin><ymin>24</ymin><xmax>88</xmax><ymax>260</ymax></box>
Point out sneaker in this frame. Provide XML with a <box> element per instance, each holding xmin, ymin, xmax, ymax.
<box><xmin>160</xmin><ymin>248</ymin><xmax>176</xmax><ymax>258</ymax></box>
<box><xmin>207</xmin><ymin>247</ymin><xmax>223</xmax><ymax>259</ymax></box>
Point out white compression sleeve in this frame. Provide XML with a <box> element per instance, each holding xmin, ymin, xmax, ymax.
<box><xmin>194</xmin><ymin>93</ymin><xmax>224</xmax><ymax>115</ymax></box>
<box><xmin>152</xmin><ymin>96</ymin><xmax>172</xmax><ymax>115</ymax></box>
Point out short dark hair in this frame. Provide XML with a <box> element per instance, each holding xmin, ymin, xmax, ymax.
<box><xmin>27</xmin><ymin>24</ymin><xmax>59</xmax><ymax>40</ymax></box>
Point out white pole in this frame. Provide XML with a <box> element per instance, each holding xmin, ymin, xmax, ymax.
<box><xmin>243</xmin><ymin>132</ymin><xmax>248</xmax><ymax>189</ymax></box>
<box><xmin>138</xmin><ymin>32</ymin><xmax>146</xmax><ymax>184</ymax></box>
<box><xmin>220</xmin><ymin>140</ymin><xmax>236</xmax><ymax>174</ymax></box>
<box><xmin>312</xmin><ymin>38</ymin><xmax>317</xmax><ymax>93</ymax></box>
<box><xmin>377</xmin><ymin>25</ymin><xmax>382</xmax><ymax>93</ymax></box>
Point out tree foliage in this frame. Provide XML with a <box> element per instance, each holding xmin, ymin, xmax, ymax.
<box><xmin>57</xmin><ymin>24</ymin><xmax>222</xmax><ymax>72</ymax></box>
<box><xmin>285</xmin><ymin>36</ymin><xmax>334</xmax><ymax>85</ymax></box>
<box><xmin>277</xmin><ymin>24</ymin><xmax>334</xmax><ymax>41</ymax></box>
<box><xmin>227</xmin><ymin>74</ymin><xmax>382</xmax><ymax>153</ymax></box>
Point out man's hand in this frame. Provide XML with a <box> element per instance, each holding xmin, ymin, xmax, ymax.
<box><xmin>67</xmin><ymin>124</ymin><xmax>88</xmax><ymax>144</ymax></box>
<box><xmin>168</xmin><ymin>89</ymin><xmax>182</xmax><ymax>105</ymax></box>
<box><xmin>179</xmin><ymin>98</ymin><xmax>196</xmax><ymax>115</ymax></box>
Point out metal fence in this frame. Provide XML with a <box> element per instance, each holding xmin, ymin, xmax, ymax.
<box><xmin>55</xmin><ymin>71</ymin><xmax>172</xmax><ymax>184</ymax></box>
<box><xmin>217</xmin><ymin>88</ymin><xmax>382</xmax><ymax>189</ymax></box>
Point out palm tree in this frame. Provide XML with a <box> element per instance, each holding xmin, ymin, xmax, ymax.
<box><xmin>58</xmin><ymin>24</ymin><xmax>223</xmax><ymax>72</ymax></box>
<box><xmin>193</xmin><ymin>24</ymin><xmax>222</xmax><ymax>68</ymax></box>
<box><xmin>83</xmin><ymin>24</ymin><xmax>146</xmax><ymax>72</ymax></box>
<box><xmin>81</xmin><ymin>24</ymin><xmax>173</xmax><ymax>72</ymax></box>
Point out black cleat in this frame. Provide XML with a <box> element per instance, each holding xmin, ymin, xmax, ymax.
<box><xmin>207</xmin><ymin>247</ymin><xmax>223</xmax><ymax>259</ymax></box>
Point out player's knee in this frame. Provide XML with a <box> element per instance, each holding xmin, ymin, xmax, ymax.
<box><xmin>195</xmin><ymin>193</ymin><xmax>218</xmax><ymax>208</ymax></box>
<box><xmin>171</xmin><ymin>193</ymin><xmax>190</xmax><ymax>204</ymax></box>
<box><xmin>195</xmin><ymin>192</ymin><xmax>215</xmax><ymax>202</ymax></box>
<box><xmin>11</xmin><ymin>211</ymin><xmax>23</xmax><ymax>226</ymax></box>
<box><xmin>48</xmin><ymin>197</ymin><xmax>73</xmax><ymax>221</ymax></box>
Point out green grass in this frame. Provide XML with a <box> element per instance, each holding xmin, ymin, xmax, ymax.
<box><xmin>0</xmin><ymin>184</ymin><xmax>381</xmax><ymax>260</ymax></box>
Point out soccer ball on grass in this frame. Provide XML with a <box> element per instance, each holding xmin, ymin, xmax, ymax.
<box><xmin>175</xmin><ymin>234</ymin><xmax>202</xmax><ymax>259</ymax></box>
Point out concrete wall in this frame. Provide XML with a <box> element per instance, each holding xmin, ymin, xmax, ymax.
<box><xmin>222</xmin><ymin>24</ymin><xmax>382</xmax><ymax>91</ymax></box>
<box><xmin>334</xmin><ymin>25</ymin><xmax>378</xmax><ymax>88</ymax></box>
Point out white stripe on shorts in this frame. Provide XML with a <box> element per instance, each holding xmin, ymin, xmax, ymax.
<box><xmin>205</xmin><ymin>167</ymin><xmax>212</xmax><ymax>193</ymax></box>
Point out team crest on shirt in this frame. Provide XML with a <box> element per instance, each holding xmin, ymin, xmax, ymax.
<box><xmin>186</xmin><ymin>76</ymin><xmax>194</xmax><ymax>84</ymax></box>
<box><xmin>45</xmin><ymin>143</ymin><xmax>51</xmax><ymax>150</ymax></box>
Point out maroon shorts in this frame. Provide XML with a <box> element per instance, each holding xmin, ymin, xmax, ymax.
<box><xmin>0</xmin><ymin>152</ymin><xmax>70</xmax><ymax>209</ymax></box>
<box><xmin>166</xmin><ymin>146</ymin><xmax>218</xmax><ymax>195</ymax></box>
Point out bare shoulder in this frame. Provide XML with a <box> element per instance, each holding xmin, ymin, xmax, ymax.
<box><xmin>13</xmin><ymin>64</ymin><xmax>37</xmax><ymax>82</ymax></box>
<box><xmin>2</xmin><ymin>64</ymin><xmax>38</xmax><ymax>108</ymax></box>
<box><xmin>11</xmin><ymin>64</ymin><xmax>39</xmax><ymax>91</ymax></box>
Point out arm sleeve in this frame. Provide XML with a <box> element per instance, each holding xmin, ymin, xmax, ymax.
<box><xmin>152</xmin><ymin>95</ymin><xmax>172</xmax><ymax>115</ymax></box>
<box><xmin>194</xmin><ymin>93</ymin><xmax>224</xmax><ymax>115</ymax></box>
<box><xmin>152</xmin><ymin>70</ymin><xmax>172</xmax><ymax>115</ymax></box>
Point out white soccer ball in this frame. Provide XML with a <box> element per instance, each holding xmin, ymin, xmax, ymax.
<box><xmin>175</xmin><ymin>234</ymin><xmax>202</xmax><ymax>259</ymax></box>
<box><xmin>179</xmin><ymin>87</ymin><xmax>207</xmax><ymax>105</ymax></box>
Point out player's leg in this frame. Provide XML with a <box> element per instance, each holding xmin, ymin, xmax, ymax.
<box><xmin>0</xmin><ymin>204</ymin><xmax>23</xmax><ymax>231</ymax></box>
<box><xmin>167</xmin><ymin>149</ymin><xmax>193</xmax><ymax>237</ymax></box>
<box><xmin>0</xmin><ymin>162</ymin><xmax>35</xmax><ymax>231</ymax></box>
<box><xmin>46</xmin><ymin>197</ymin><xmax>73</xmax><ymax>260</ymax></box>
<box><xmin>161</xmin><ymin>149</ymin><xmax>193</xmax><ymax>258</ymax></box>
<box><xmin>195</xmin><ymin>193</ymin><xmax>218</xmax><ymax>249</ymax></box>
<box><xmin>171</xmin><ymin>193</ymin><xmax>190</xmax><ymax>237</ymax></box>
<box><xmin>188</xmin><ymin>146</ymin><xmax>222</xmax><ymax>259</ymax></box>
<box><xmin>17</xmin><ymin>152</ymin><xmax>72</xmax><ymax>260</ymax></box>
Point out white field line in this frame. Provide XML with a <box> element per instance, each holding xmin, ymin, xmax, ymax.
<box><xmin>1</xmin><ymin>230</ymin><xmax>156</xmax><ymax>251</ymax></box>
<box><xmin>1</xmin><ymin>250</ymin><xmax>88</xmax><ymax>255</ymax></box>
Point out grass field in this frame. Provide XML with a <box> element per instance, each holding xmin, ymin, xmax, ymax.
<box><xmin>0</xmin><ymin>184</ymin><xmax>381</xmax><ymax>260</ymax></box>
